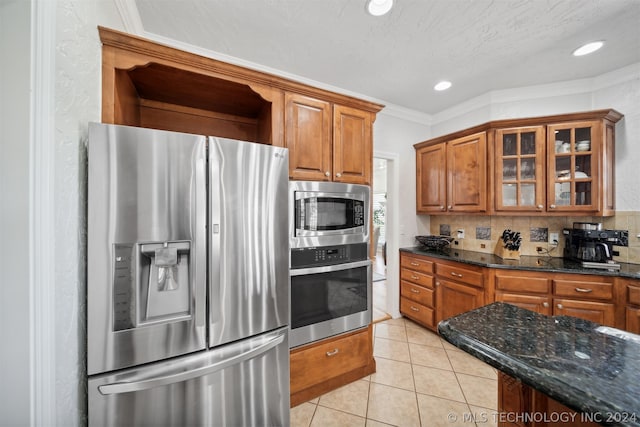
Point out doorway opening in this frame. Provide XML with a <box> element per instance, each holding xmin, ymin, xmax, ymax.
<box><xmin>372</xmin><ymin>157</ymin><xmax>390</xmax><ymax>322</ymax></box>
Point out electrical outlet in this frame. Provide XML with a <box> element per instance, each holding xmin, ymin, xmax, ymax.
<box><xmin>549</xmin><ymin>232</ymin><xmax>559</xmax><ymax>245</ymax></box>
<box><xmin>457</xmin><ymin>229</ymin><xmax>465</xmax><ymax>239</ymax></box>
<box><xmin>536</xmin><ymin>246</ymin><xmax>544</xmax><ymax>252</ymax></box>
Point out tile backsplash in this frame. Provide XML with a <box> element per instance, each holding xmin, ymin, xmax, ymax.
<box><xmin>428</xmin><ymin>211</ymin><xmax>640</xmax><ymax>264</ymax></box>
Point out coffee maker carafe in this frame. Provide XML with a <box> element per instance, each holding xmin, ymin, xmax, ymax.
<box><xmin>563</xmin><ymin>222</ymin><xmax>621</xmax><ymax>270</ymax></box>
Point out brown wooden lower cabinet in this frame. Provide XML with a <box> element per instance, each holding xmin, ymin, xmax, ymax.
<box><xmin>498</xmin><ymin>372</ymin><xmax>600</xmax><ymax>427</ymax></box>
<box><xmin>436</xmin><ymin>278</ymin><xmax>484</xmax><ymax>321</ymax></box>
<box><xmin>289</xmin><ymin>327</ymin><xmax>376</xmax><ymax>407</ymax></box>
<box><xmin>627</xmin><ymin>306</ymin><xmax>640</xmax><ymax>334</ymax></box>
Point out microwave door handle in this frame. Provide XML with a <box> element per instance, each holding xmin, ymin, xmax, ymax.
<box><xmin>97</xmin><ymin>331</ymin><xmax>285</xmax><ymax>395</ymax></box>
<box><xmin>290</xmin><ymin>259</ymin><xmax>371</xmax><ymax>276</ymax></box>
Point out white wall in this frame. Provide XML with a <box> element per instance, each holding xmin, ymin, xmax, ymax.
<box><xmin>0</xmin><ymin>1</ymin><xmax>32</xmax><ymax>423</ymax></box>
<box><xmin>52</xmin><ymin>0</ymin><xmax>124</xmax><ymax>424</ymax></box>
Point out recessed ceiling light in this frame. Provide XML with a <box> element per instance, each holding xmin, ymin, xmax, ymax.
<box><xmin>573</xmin><ymin>41</ymin><xmax>604</xmax><ymax>56</ymax></box>
<box><xmin>366</xmin><ymin>0</ymin><xmax>393</xmax><ymax>16</ymax></box>
<box><xmin>434</xmin><ymin>81</ymin><xmax>452</xmax><ymax>91</ymax></box>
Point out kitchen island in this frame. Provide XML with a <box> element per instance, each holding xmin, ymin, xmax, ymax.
<box><xmin>438</xmin><ymin>302</ymin><xmax>640</xmax><ymax>427</ymax></box>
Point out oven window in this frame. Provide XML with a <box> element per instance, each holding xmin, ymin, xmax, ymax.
<box><xmin>296</xmin><ymin>197</ymin><xmax>364</xmax><ymax>231</ymax></box>
<box><xmin>291</xmin><ymin>266</ymin><xmax>368</xmax><ymax>329</ymax></box>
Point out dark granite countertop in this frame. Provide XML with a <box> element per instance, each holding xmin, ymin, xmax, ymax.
<box><xmin>438</xmin><ymin>302</ymin><xmax>640</xmax><ymax>427</ymax></box>
<box><xmin>400</xmin><ymin>246</ymin><xmax>640</xmax><ymax>279</ymax></box>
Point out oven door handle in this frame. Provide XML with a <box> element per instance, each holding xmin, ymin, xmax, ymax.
<box><xmin>290</xmin><ymin>260</ymin><xmax>371</xmax><ymax>276</ymax></box>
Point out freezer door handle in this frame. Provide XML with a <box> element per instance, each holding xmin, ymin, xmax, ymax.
<box><xmin>97</xmin><ymin>331</ymin><xmax>285</xmax><ymax>395</ymax></box>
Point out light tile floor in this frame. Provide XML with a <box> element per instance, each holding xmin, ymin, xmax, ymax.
<box><xmin>291</xmin><ymin>318</ymin><xmax>498</xmax><ymax>427</ymax></box>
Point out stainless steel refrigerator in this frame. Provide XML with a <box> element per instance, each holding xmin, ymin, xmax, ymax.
<box><xmin>87</xmin><ymin>123</ymin><xmax>290</xmax><ymax>426</ymax></box>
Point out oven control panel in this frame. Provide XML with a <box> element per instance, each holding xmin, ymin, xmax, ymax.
<box><xmin>291</xmin><ymin>243</ymin><xmax>367</xmax><ymax>268</ymax></box>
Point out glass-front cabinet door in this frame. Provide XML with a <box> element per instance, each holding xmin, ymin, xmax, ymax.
<box><xmin>547</xmin><ymin>121</ymin><xmax>600</xmax><ymax>212</ymax></box>
<box><xmin>495</xmin><ymin>126</ymin><xmax>545</xmax><ymax>212</ymax></box>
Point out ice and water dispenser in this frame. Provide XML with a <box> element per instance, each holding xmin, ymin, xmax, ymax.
<box><xmin>113</xmin><ymin>241</ymin><xmax>192</xmax><ymax>331</ymax></box>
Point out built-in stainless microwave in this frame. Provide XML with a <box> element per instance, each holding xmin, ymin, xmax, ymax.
<box><xmin>289</xmin><ymin>181</ymin><xmax>370</xmax><ymax>248</ymax></box>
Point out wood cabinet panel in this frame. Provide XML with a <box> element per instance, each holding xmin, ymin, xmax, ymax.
<box><xmin>436</xmin><ymin>263</ymin><xmax>484</xmax><ymax>288</ymax></box>
<box><xmin>437</xmin><ymin>279</ymin><xmax>485</xmax><ymax>322</ymax></box>
<box><xmin>401</xmin><ymin>281</ymin><xmax>435</xmax><ymax>307</ymax></box>
<box><xmin>416</xmin><ymin>143</ymin><xmax>447</xmax><ymax>214</ymax></box>
<box><xmin>401</xmin><ymin>298</ymin><xmax>436</xmax><ymax>328</ymax></box>
<box><xmin>400</xmin><ymin>269</ymin><xmax>434</xmax><ymax>289</ymax></box>
<box><xmin>290</xmin><ymin>328</ymin><xmax>371</xmax><ymax>394</ymax></box>
<box><xmin>627</xmin><ymin>283</ymin><xmax>640</xmax><ymax>306</ymax></box>
<box><xmin>495</xmin><ymin>273</ymin><xmax>551</xmax><ymax>294</ymax></box>
<box><xmin>626</xmin><ymin>307</ymin><xmax>640</xmax><ymax>334</ymax></box>
<box><xmin>553</xmin><ymin>279</ymin><xmax>613</xmax><ymax>301</ymax></box>
<box><xmin>285</xmin><ymin>93</ymin><xmax>332</xmax><ymax>181</ymax></box>
<box><xmin>496</xmin><ymin>292</ymin><xmax>551</xmax><ymax>316</ymax></box>
<box><xmin>498</xmin><ymin>372</ymin><xmax>530</xmax><ymax>427</ymax></box>
<box><xmin>400</xmin><ymin>254</ymin><xmax>434</xmax><ymax>274</ymax></box>
<box><xmin>333</xmin><ymin>105</ymin><xmax>371</xmax><ymax>185</ymax></box>
<box><xmin>553</xmin><ymin>298</ymin><xmax>615</xmax><ymax>326</ymax></box>
<box><xmin>447</xmin><ymin>132</ymin><xmax>487</xmax><ymax>212</ymax></box>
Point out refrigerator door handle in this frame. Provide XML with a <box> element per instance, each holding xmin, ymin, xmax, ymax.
<box><xmin>97</xmin><ymin>331</ymin><xmax>285</xmax><ymax>395</ymax></box>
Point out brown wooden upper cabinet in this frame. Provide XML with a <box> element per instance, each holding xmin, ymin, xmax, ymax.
<box><xmin>415</xmin><ymin>109</ymin><xmax>622</xmax><ymax>216</ymax></box>
<box><xmin>416</xmin><ymin>132</ymin><xmax>487</xmax><ymax>214</ymax></box>
<box><xmin>286</xmin><ymin>93</ymin><xmax>372</xmax><ymax>184</ymax></box>
<box><xmin>98</xmin><ymin>27</ymin><xmax>382</xmax><ymax>166</ymax></box>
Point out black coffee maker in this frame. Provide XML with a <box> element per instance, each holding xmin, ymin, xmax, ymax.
<box><xmin>563</xmin><ymin>222</ymin><xmax>621</xmax><ymax>270</ymax></box>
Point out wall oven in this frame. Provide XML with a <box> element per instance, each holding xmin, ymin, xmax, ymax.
<box><xmin>289</xmin><ymin>181</ymin><xmax>370</xmax><ymax>248</ymax></box>
<box><xmin>289</xmin><ymin>243</ymin><xmax>372</xmax><ymax>348</ymax></box>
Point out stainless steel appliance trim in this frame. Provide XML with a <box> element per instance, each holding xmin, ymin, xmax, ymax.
<box><xmin>290</xmin><ymin>259</ymin><xmax>371</xmax><ymax>276</ymax></box>
<box><xmin>289</xmin><ymin>180</ymin><xmax>370</xmax><ymax>249</ymax></box>
<box><xmin>98</xmin><ymin>331</ymin><xmax>285</xmax><ymax>395</ymax></box>
<box><xmin>289</xmin><ymin>262</ymin><xmax>372</xmax><ymax>348</ymax></box>
<box><xmin>208</xmin><ymin>137</ymin><xmax>289</xmax><ymax>348</ymax></box>
<box><xmin>87</xmin><ymin>123</ymin><xmax>207</xmax><ymax>375</ymax></box>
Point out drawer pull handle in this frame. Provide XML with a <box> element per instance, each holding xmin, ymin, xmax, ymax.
<box><xmin>410</xmin><ymin>262</ymin><xmax>420</xmax><ymax>266</ymax></box>
<box><xmin>542</xmin><ymin>302</ymin><xmax>549</xmax><ymax>308</ymax></box>
<box><xmin>410</xmin><ymin>288</ymin><xmax>420</xmax><ymax>294</ymax></box>
<box><xmin>557</xmin><ymin>304</ymin><xmax>563</xmax><ymax>309</ymax></box>
<box><xmin>450</xmin><ymin>272</ymin><xmax>463</xmax><ymax>278</ymax></box>
<box><xmin>411</xmin><ymin>275</ymin><xmax>420</xmax><ymax>280</ymax></box>
<box><xmin>326</xmin><ymin>349</ymin><xmax>339</xmax><ymax>357</ymax></box>
<box><xmin>575</xmin><ymin>287</ymin><xmax>593</xmax><ymax>293</ymax></box>
<box><xmin>410</xmin><ymin>306</ymin><xmax>420</xmax><ymax>312</ymax></box>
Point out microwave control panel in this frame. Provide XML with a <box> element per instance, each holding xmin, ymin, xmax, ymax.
<box><xmin>291</xmin><ymin>243</ymin><xmax>367</xmax><ymax>268</ymax></box>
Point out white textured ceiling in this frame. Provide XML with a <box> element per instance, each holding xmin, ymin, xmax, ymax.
<box><xmin>133</xmin><ymin>0</ymin><xmax>640</xmax><ymax>115</ymax></box>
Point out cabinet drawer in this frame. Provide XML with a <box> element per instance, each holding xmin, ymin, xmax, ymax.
<box><xmin>400</xmin><ymin>280</ymin><xmax>434</xmax><ymax>307</ymax></box>
<box><xmin>400</xmin><ymin>297</ymin><xmax>435</xmax><ymax>328</ymax></box>
<box><xmin>554</xmin><ymin>279</ymin><xmax>613</xmax><ymax>301</ymax></box>
<box><xmin>495</xmin><ymin>274</ymin><xmax>550</xmax><ymax>294</ymax></box>
<box><xmin>436</xmin><ymin>263</ymin><xmax>483</xmax><ymax>288</ymax></box>
<box><xmin>400</xmin><ymin>268</ymin><xmax>434</xmax><ymax>288</ymax></box>
<box><xmin>495</xmin><ymin>292</ymin><xmax>551</xmax><ymax>316</ymax></box>
<box><xmin>290</xmin><ymin>329</ymin><xmax>370</xmax><ymax>394</ymax></box>
<box><xmin>627</xmin><ymin>284</ymin><xmax>640</xmax><ymax>306</ymax></box>
<box><xmin>400</xmin><ymin>254</ymin><xmax>434</xmax><ymax>274</ymax></box>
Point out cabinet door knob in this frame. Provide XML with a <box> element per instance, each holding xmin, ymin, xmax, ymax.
<box><xmin>447</xmin><ymin>205</ymin><xmax>453</xmax><ymax>210</ymax></box>
<box><xmin>335</xmin><ymin>172</ymin><xmax>342</xmax><ymax>178</ymax></box>
<box><xmin>550</xmin><ymin>204</ymin><xmax>557</xmax><ymax>209</ymax></box>
<box><xmin>410</xmin><ymin>306</ymin><xmax>420</xmax><ymax>312</ymax></box>
<box><xmin>575</xmin><ymin>287</ymin><xmax>593</xmax><ymax>293</ymax></box>
<box><xmin>537</xmin><ymin>204</ymin><xmax>543</xmax><ymax>209</ymax></box>
<box><xmin>326</xmin><ymin>348</ymin><xmax>339</xmax><ymax>357</ymax></box>
<box><xmin>542</xmin><ymin>302</ymin><xmax>549</xmax><ymax>308</ymax></box>
<box><xmin>557</xmin><ymin>303</ymin><xmax>563</xmax><ymax>309</ymax></box>
<box><xmin>325</xmin><ymin>171</ymin><xmax>330</xmax><ymax>177</ymax></box>
<box><xmin>435</xmin><ymin>281</ymin><xmax>440</xmax><ymax>286</ymax></box>
<box><xmin>440</xmin><ymin>206</ymin><xmax>446</xmax><ymax>211</ymax></box>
